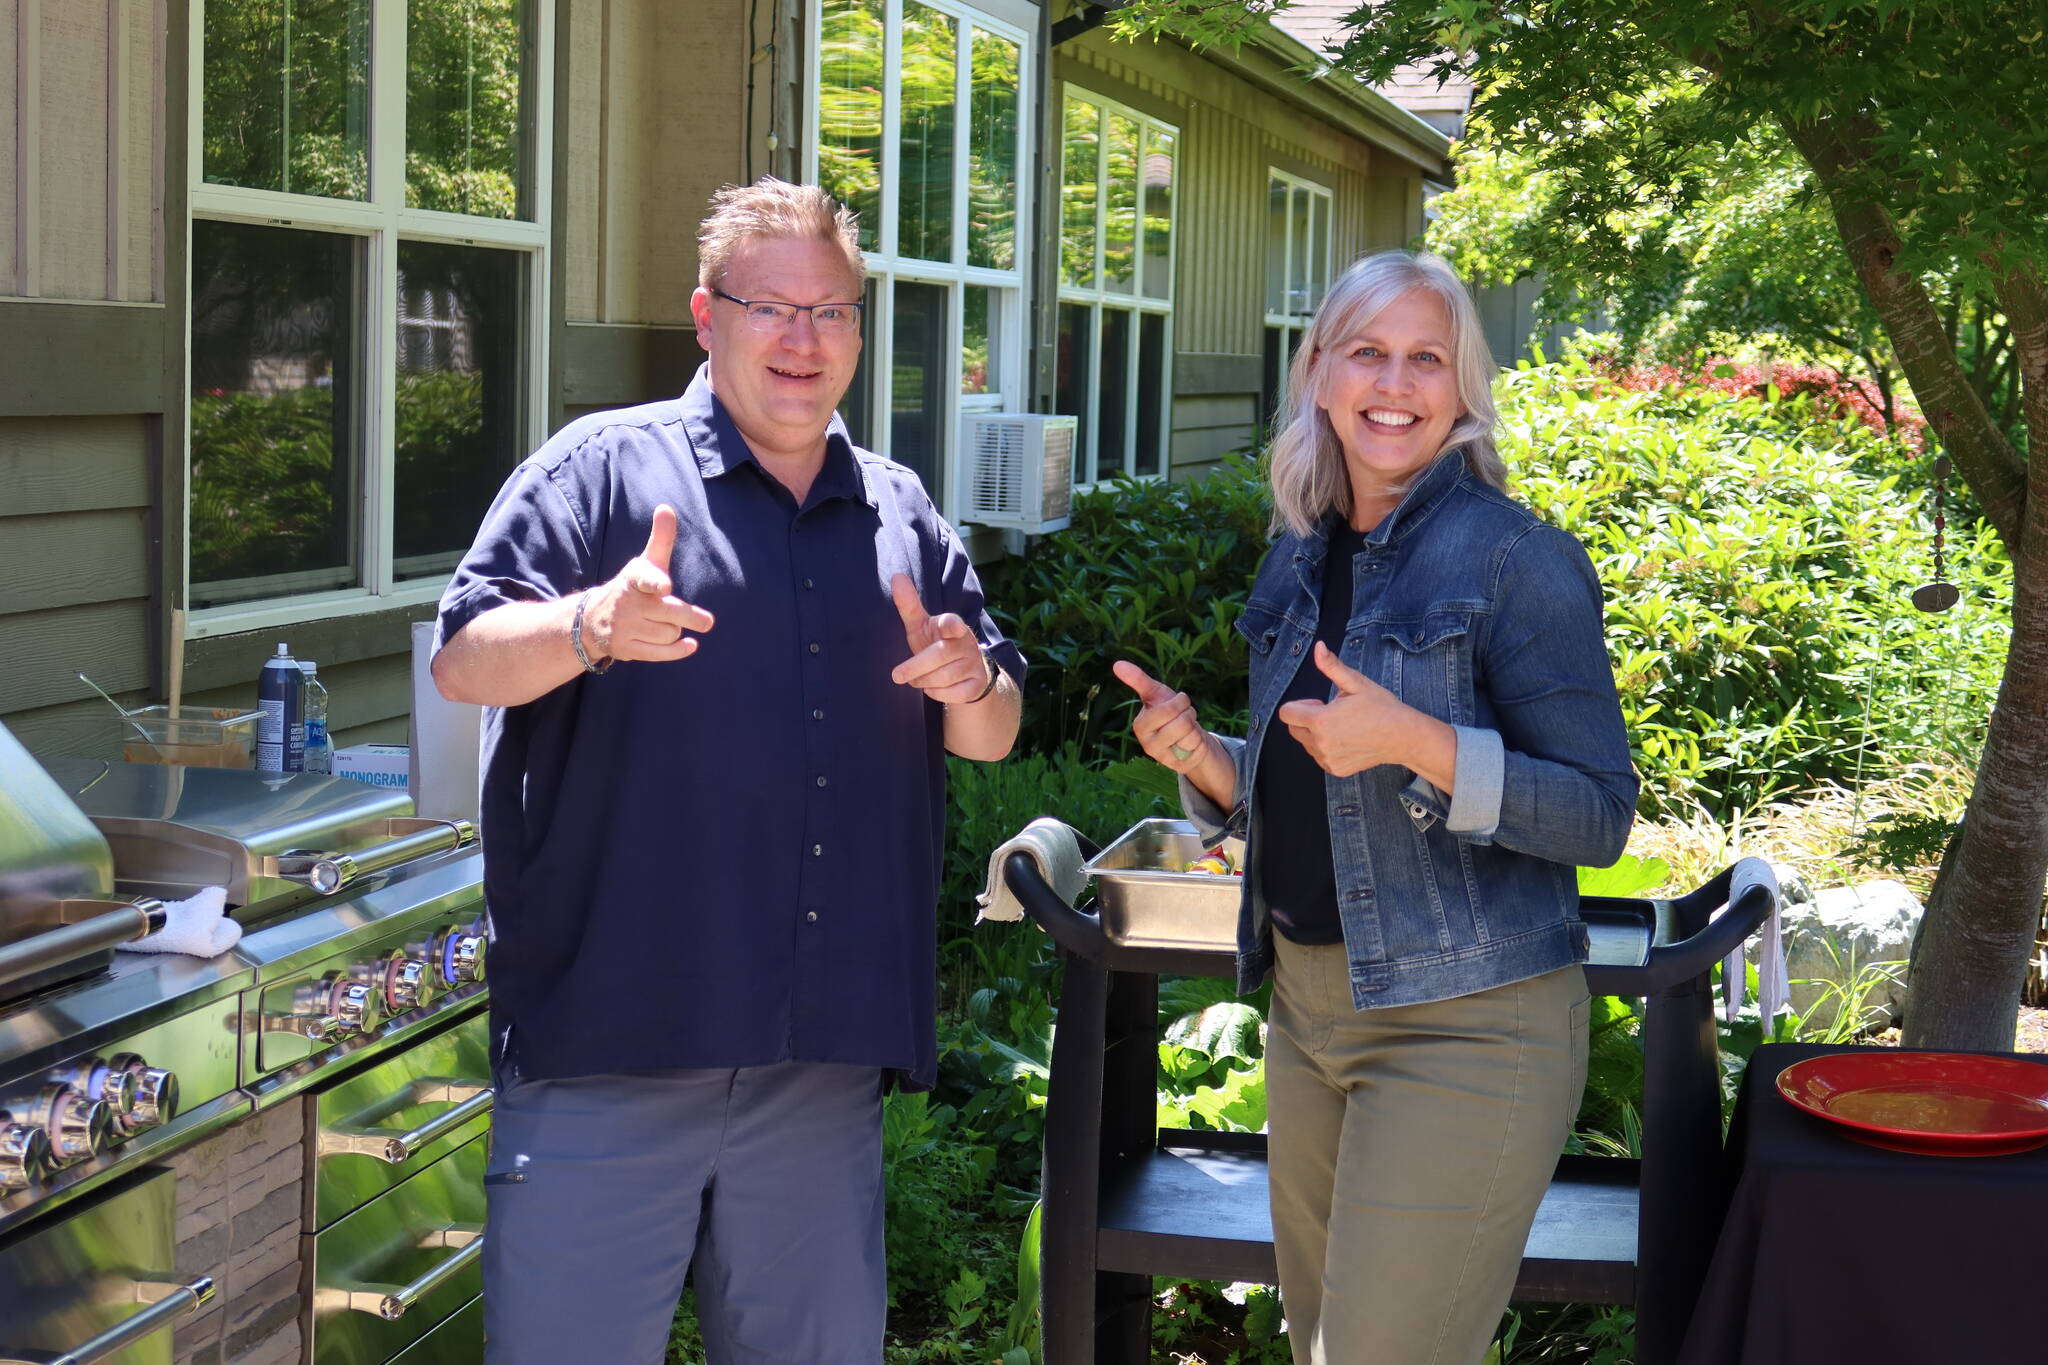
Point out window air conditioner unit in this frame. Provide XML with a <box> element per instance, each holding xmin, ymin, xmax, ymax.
<box><xmin>964</xmin><ymin>413</ymin><xmax>1077</xmax><ymax>534</ymax></box>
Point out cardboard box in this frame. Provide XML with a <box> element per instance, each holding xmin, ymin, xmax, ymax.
<box><xmin>333</xmin><ymin>743</ymin><xmax>411</xmax><ymax>790</ymax></box>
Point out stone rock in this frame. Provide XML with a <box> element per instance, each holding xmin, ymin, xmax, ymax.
<box><xmin>1781</xmin><ymin>879</ymin><xmax>1921</xmax><ymax>1032</ymax></box>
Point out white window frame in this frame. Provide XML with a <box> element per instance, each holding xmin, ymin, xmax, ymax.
<box><xmin>803</xmin><ymin>0</ymin><xmax>1035</xmax><ymax>524</ymax></box>
<box><xmin>1263</xmin><ymin>167</ymin><xmax>1333</xmax><ymax>416</ymax></box>
<box><xmin>1057</xmin><ymin>86</ymin><xmax>1176</xmax><ymax>490</ymax></box>
<box><xmin>183</xmin><ymin>0</ymin><xmax>556</xmax><ymax>639</ymax></box>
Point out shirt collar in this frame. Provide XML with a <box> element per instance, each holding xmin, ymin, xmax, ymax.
<box><xmin>678</xmin><ymin>363</ymin><xmax>877</xmax><ymax>509</ymax></box>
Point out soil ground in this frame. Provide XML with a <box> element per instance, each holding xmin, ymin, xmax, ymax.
<box><xmin>1862</xmin><ymin>1005</ymin><xmax>2048</xmax><ymax>1052</ymax></box>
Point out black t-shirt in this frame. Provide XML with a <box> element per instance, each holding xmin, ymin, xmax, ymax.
<box><xmin>1255</xmin><ymin>522</ymin><xmax>1369</xmax><ymax>946</ymax></box>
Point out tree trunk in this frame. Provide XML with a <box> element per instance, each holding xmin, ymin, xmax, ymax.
<box><xmin>1905</xmin><ymin>269</ymin><xmax>2048</xmax><ymax>1048</ymax></box>
<box><xmin>1783</xmin><ymin>115</ymin><xmax>2048</xmax><ymax>1047</ymax></box>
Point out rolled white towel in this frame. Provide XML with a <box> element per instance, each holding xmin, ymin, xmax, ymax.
<box><xmin>115</xmin><ymin>886</ymin><xmax>242</xmax><ymax>958</ymax></box>
<box><xmin>1721</xmin><ymin>895</ymin><xmax>1788</xmax><ymax>1024</ymax></box>
<box><xmin>977</xmin><ymin>818</ymin><xmax>1088</xmax><ymax>924</ymax></box>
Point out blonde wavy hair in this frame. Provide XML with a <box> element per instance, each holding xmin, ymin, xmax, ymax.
<box><xmin>1266</xmin><ymin>250</ymin><xmax>1503</xmax><ymax>539</ymax></box>
<box><xmin>697</xmin><ymin>177</ymin><xmax>865</xmax><ymax>292</ymax></box>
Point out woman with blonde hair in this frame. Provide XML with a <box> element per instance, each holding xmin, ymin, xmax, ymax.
<box><xmin>1115</xmin><ymin>250</ymin><xmax>1636</xmax><ymax>1363</ymax></box>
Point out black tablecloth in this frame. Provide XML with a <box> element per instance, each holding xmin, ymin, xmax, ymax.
<box><xmin>1678</xmin><ymin>1042</ymin><xmax>2048</xmax><ymax>1365</ymax></box>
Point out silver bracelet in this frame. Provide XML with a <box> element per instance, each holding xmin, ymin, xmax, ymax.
<box><xmin>965</xmin><ymin>642</ymin><xmax>1000</xmax><ymax>703</ymax></box>
<box><xmin>570</xmin><ymin>589</ymin><xmax>612</xmax><ymax>675</ymax></box>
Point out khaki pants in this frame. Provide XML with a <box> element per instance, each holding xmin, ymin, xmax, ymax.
<box><xmin>1266</xmin><ymin>934</ymin><xmax>1589</xmax><ymax>1365</ymax></box>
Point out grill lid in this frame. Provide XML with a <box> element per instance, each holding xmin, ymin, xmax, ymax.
<box><xmin>42</xmin><ymin>761</ymin><xmax>420</xmax><ymax>909</ymax></box>
<box><xmin>0</xmin><ymin>728</ymin><xmax>115</xmax><ymax>941</ymax></box>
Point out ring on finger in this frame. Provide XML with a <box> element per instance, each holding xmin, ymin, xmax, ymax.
<box><xmin>1169</xmin><ymin>743</ymin><xmax>1195</xmax><ymax>762</ymax></box>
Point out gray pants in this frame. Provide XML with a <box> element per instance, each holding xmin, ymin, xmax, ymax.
<box><xmin>482</xmin><ymin>1059</ymin><xmax>886</xmax><ymax>1364</ymax></box>
<box><xmin>1266</xmin><ymin>935</ymin><xmax>1589</xmax><ymax>1365</ymax></box>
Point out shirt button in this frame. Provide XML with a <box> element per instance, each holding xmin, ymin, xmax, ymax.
<box><xmin>809</xmin><ymin>642</ymin><xmax>821</xmax><ymax>654</ymax></box>
<box><xmin>812</xmin><ymin>708</ymin><xmax>824</xmax><ymax>721</ymax></box>
<box><xmin>1291</xmin><ymin>642</ymin><xmax>1303</xmax><ymax>655</ymax></box>
<box><xmin>806</xmin><ymin>911</ymin><xmax>819</xmax><ymax>923</ymax></box>
<box><xmin>815</xmin><ymin>775</ymin><xmax>828</xmax><ymax>788</ymax></box>
<box><xmin>812</xmin><ymin>844</ymin><xmax>822</xmax><ymax>856</ymax></box>
<box><xmin>804</xmin><ymin>577</ymin><xmax>815</xmax><ymax>589</ymax></box>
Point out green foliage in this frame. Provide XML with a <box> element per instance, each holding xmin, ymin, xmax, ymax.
<box><xmin>1150</xmin><ymin>1280</ymin><xmax>1293</xmax><ymax>1365</ymax></box>
<box><xmin>993</xmin><ymin>452</ymin><xmax>1272</xmax><ymax>764</ymax></box>
<box><xmin>190</xmin><ymin>370</ymin><xmax>495</xmax><ymax>584</ymax></box>
<box><xmin>1504</xmin><ymin>350</ymin><xmax>2009</xmax><ymax>819</ymax></box>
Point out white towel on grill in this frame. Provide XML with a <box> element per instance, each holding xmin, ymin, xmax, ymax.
<box><xmin>1721</xmin><ymin>894</ymin><xmax>1788</xmax><ymax>1025</ymax></box>
<box><xmin>976</xmin><ymin>818</ymin><xmax>1088</xmax><ymax>924</ymax></box>
<box><xmin>115</xmin><ymin>885</ymin><xmax>242</xmax><ymax>958</ymax></box>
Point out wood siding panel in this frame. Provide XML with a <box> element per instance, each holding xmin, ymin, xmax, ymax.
<box><xmin>2</xmin><ymin>695</ymin><xmax>136</xmax><ymax>760</ymax></box>
<box><xmin>1171</xmin><ymin>393</ymin><xmax>1255</xmax><ymax>433</ymax></box>
<box><xmin>0</xmin><ymin>598</ymin><xmax>152</xmax><ymax>714</ymax></box>
<box><xmin>121</xmin><ymin>0</ymin><xmax>159</xmax><ymax>302</ymax></box>
<box><xmin>180</xmin><ymin>651</ymin><xmax>413</xmax><ymax>740</ymax></box>
<box><xmin>0</xmin><ymin>414</ymin><xmax>152</xmax><ymax>514</ymax></box>
<box><xmin>602</xmin><ymin>0</ymin><xmax>648</xmax><ymax>322</ymax></box>
<box><xmin>0</xmin><ymin>507</ymin><xmax>151</xmax><ymax>614</ymax></box>
<box><xmin>35</xmin><ymin>0</ymin><xmax>111</xmax><ymax>299</ymax></box>
<box><xmin>1</xmin><ymin>0</ymin><xmax>17</xmax><ymax>292</ymax></box>
<box><xmin>564</xmin><ymin>0</ymin><xmax>603</xmax><ymax>320</ymax></box>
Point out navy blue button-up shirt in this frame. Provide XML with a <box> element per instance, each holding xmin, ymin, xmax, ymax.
<box><xmin>435</xmin><ymin>366</ymin><xmax>1024</xmax><ymax>1088</ymax></box>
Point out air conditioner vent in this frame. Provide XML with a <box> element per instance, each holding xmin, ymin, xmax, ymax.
<box><xmin>964</xmin><ymin>414</ymin><xmax>1077</xmax><ymax>534</ymax></box>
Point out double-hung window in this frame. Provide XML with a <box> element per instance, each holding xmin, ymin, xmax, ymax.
<box><xmin>1055</xmin><ymin>89</ymin><xmax>1175</xmax><ymax>488</ymax></box>
<box><xmin>1262</xmin><ymin>169</ymin><xmax>1332</xmax><ymax>430</ymax></box>
<box><xmin>807</xmin><ymin>0</ymin><xmax>1032</xmax><ymax>518</ymax></box>
<box><xmin>186</xmin><ymin>0</ymin><xmax>551</xmax><ymax>625</ymax></box>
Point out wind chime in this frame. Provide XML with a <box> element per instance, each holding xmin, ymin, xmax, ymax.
<box><xmin>1911</xmin><ymin>455</ymin><xmax>1960</xmax><ymax>614</ymax></box>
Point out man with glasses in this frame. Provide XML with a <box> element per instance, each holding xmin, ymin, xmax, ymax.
<box><xmin>432</xmin><ymin>178</ymin><xmax>1023</xmax><ymax>1364</ymax></box>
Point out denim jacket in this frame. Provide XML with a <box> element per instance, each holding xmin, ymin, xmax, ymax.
<box><xmin>1182</xmin><ymin>449</ymin><xmax>1637</xmax><ymax>1008</ymax></box>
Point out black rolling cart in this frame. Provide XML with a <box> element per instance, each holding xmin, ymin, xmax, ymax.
<box><xmin>1000</xmin><ymin>852</ymin><xmax>1779</xmax><ymax>1365</ymax></box>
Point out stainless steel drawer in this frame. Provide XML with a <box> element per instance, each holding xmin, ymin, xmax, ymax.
<box><xmin>310</xmin><ymin>1133</ymin><xmax>487</xmax><ymax>1365</ymax></box>
<box><xmin>0</xmin><ymin>1167</ymin><xmax>215</xmax><ymax>1365</ymax></box>
<box><xmin>312</xmin><ymin>1012</ymin><xmax>491</xmax><ymax>1229</ymax></box>
<box><xmin>388</xmin><ymin>1294</ymin><xmax>483</xmax><ymax>1365</ymax></box>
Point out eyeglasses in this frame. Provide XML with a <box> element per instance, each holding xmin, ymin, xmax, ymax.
<box><xmin>711</xmin><ymin>288</ymin><xmax>865</xmax><ymax>336</ymax></box>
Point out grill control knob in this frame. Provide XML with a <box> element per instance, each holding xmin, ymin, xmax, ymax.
<box><xmin>360</xmin><ymin>949</ymin><xmax>437</xmax><ymax>1014</ymax></box>
<box><xmin>110</xmin><ymin>1053</ymin><xmax>179</xmax><ymax>1131</ymax></box>
<box><xmin>34</xmin><ymin>1084</ymin><xmax>112</xmax><ymax>1167</ymax></box>
<box><xmin>0</xmin><ymin>1122</ymin><xmax>51</xmax><ymax>1191</ymax></box>
<box><xmin>67</xmin><ymin>1057</ymin><xmax>136</xmax><ymax>1124</ymax></box>
<box><xmin>386</xmin><ymin>958</ymin><xmax>433</xmax><ymax>1012</ymax></box>
<box><xmin>278</xmin><ymin>972</ymin><xmax>386</xmax><ymax>1042</ymax></box>
<box><xmin>440</xmin><ymin>930</ymin><xmax>487</xmax><ymax>986</ymax></box>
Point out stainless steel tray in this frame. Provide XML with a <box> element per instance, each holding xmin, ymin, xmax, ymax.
<box><xmin>1083</xmin><ymin>818</ymin><xmax>1244</xmax><ymax>952</ymax></box>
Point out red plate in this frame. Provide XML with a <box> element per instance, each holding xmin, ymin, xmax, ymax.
<box><xmin>1776</xmin><ymin>1052</ymin><xmax>2048</xmax><ymax>1156</ymax></box>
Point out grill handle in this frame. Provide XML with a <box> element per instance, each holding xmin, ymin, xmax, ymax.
<box><xmin>0</xmin><ymin>1275</ymin><xmax>217</xmax><ymax>1365</ymax></box>
<box><xmin>0</xmin><ymin>899</ymin><xmax>167</xmax><ymax>989</ymax></box>
<box><xmin>320</xmin><ymin>1083</ymin><xmax>493</xmax><ymax>1164</ymax></box>
<box><xmin>274</xmin><ymin>818</ymin><xmax>477</xmax><ymax>895</ymax></box>
<box><xmin>318</xmin><ymin>1229</ymin><xmax>484</xmax><ymax>1322</ymax></box>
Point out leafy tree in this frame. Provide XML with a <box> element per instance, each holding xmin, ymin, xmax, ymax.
<box><xmin>1113</xmin><ymin>0</ymin><xmax>2048</xmax><ymax>1050</ymax></box>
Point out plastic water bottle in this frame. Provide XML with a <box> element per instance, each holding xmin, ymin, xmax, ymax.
<box><xmin>299</xmin><ymin>660</ymin><xmax>332</xmax><ymax>774</ymax></box>
<box><xmin>256</xmin><ymin>643</ymin><xmax>305</xmax><ymax>773</ymax></box>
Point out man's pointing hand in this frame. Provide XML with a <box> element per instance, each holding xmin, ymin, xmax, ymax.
<box><xmin>586</xmin><ymin>505</ymin><xmax>715</xmax><ymax>664</ymax></box>
<box><xmin>889</xmin><ymin>574</ymin><xmax>992</xmax><ymax>703</ymax></box>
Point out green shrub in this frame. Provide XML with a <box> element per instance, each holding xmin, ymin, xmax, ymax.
<box><xmin>1503</xmin><ymin>351</ymin><xmax>2009</xmax><ymax>818</ymax></box>
<box><xmin>992</xmin><ymin>452</ymin><xmax>1271</xmax><ymax>764</ymax></box>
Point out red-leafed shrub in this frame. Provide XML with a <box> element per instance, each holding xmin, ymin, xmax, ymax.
<box><xmin>1598</xmin><ymin>358</ymin><xmax>1929</xmax><ymax>451</ymax></box>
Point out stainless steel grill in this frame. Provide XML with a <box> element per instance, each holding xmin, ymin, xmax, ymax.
<box><xmin>0</xmin><ymin>723</ymin><xmax>491</xmax><ymax>1365</ymax></box>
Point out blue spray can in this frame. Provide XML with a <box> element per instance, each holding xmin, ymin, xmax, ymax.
<box><xmin>256</xmin><ymin>643</ymin><xmax>305</xmax><ymax>772</ymax></box>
